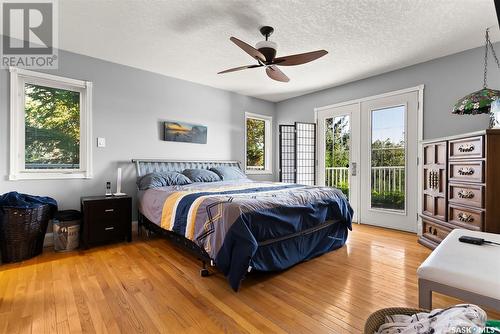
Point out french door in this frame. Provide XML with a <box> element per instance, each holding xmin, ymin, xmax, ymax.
<box><xmin>317</xmin><ymin>89</ymin><xmax>420</xmax><ymax>232</ymax></box>
<box><xmin>317</xmin><ymin>103</ymin><xmax>360</xmax><ymax>222</ymax></box>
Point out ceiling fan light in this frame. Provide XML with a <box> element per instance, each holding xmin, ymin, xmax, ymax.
<box><xmin>256</xmin><ymin>40</ymin><xmax>277</xmax><ymax>51</ymax></box>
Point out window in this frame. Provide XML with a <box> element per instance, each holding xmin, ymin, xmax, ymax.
<box><xmin>245</xmin><ymin>112</ymin><xmax>272</xmax><ymax>174</ymax></box>
<box><xmin>9</xmin><ymin>68</ymin><xmax>93</xmax><ymax>180</ymax></box>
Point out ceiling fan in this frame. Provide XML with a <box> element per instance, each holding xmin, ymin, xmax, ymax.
<box><xmin>218</xmin><ymin>26</ymin><xmax>328</xmax><ymax>82</ymax></box>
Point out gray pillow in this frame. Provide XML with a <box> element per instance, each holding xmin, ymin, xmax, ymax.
<box><xmin>209</xmin><ymin>166</ymin><xmax>247</xmax><ymax>181</ymax></box>
<box><xmin>182</xmin><ymin>169</ymin><xmax>221</xmax><ymax>182</ymax></box>
<box><xmin>137</xmin><ymin>172</ymin><xmax>191</xmax><ymax>190</ymax></box>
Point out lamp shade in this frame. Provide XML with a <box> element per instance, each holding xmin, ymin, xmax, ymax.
<box><xmin>452</xmin><ymin>88</ymin><xmax>500</xmax><ymax>115</ymax></box>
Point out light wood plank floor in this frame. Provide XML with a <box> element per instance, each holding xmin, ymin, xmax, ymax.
<box><xmin>0</xmin><ymin>224</ymin><xmax>498</xmax><ymax>333</ymax></box>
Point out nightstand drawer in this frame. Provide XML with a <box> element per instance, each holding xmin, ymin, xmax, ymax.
<box><xmin>90</xmin><ymin>218</ymin><xmax>123</xmax><ymax>244</ymax></box>
<box><xmin>88</xmin><ymin>201</ymin><xmax>122</xmax><ymax>224</ymax></box>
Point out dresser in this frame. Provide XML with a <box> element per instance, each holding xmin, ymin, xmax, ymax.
<box><xmin>419</xmin><ymin>129</ymin><xmax>500</xmax><ymax>249</ymax></box>
<box><xmin>80</xmin><ymin>196</ymin><xmax>132</xmax><ymax>249</ymax></box>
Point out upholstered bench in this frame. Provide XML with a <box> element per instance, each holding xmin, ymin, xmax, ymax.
<box><xmin>417</xmin><ymin>229</ymin><xmax>500</xmax><ymax>311</ymax></box>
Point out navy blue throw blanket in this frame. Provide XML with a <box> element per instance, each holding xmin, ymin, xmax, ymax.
<box><xmin>0</xmin><ymin>192</ymin><xmax>58</xmax><ymax>217</ymax></box>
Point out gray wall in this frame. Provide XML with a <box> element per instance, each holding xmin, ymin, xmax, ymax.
<box><xmin>275</xmin><ymin>43</ymin><xmax>499</xmax><ymax>175</ymax></box>
<box><xmin>0</xmin><ymin>49</ymin><xmax>276</xmax><ymax>215</ymax></box>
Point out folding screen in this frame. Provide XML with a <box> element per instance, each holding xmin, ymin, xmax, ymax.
<box><xmin>279</xmin><ymin>122</ymin><xmax>316</xmax><ymax>185</ymax></box>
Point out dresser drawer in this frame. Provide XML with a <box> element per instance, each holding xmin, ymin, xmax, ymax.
<box><xmin>422</xmin><ymin>218</ymin><xmax>452</xmax><ymax>244</ymax></box>
<box><xmin>449</xmin><ymin>204</ymin><xmax>484</xmax><ymax>230</ymax></box>
<box><xmin>449</xmin><ymin>183</ymin><xmax>484</xmax><ymax>208</ymax></box>
<box><xmin>449</xmin><ymin>160</ymin><xmax>484</xmax><ymax>183</ymax></box>
<box><xmin>449</xmin><ymin>136</ymin><xmax>484</xmax><ymax>160</ymax></box>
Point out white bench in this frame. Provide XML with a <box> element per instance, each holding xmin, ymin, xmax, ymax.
<box><xmin>417</xmin><ymin>229</ymin><xmax>500</xmax><ymax>311</ymax></box>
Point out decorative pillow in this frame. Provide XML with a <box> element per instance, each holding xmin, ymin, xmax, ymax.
<box><xmin>182</xmin><ymin>169</ymin><xmax>221</xmax><ymax>182</ymax></box>
<box><xmin>209</xmin><ymin>166</ymin><xmax>247</xmax><ymax>181</ymax></box>
<box><xmin>137</xmin><ymin>172</ymin><xmax>191</xmax><ymax>190</ymax></box>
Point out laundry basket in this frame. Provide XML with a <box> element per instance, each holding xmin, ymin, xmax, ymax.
<box><xmin>53</xmin><ymin>210</ymin><xmax>81</xmax><ymax>252</ymax></box>
<box><xmin>364</xmin><ymin>307</ymin><xmax>428</xmax><ymax>334</ymax></box>
<box><xmin>0</xmin><ymin>205</ymin><xmax>51</xmax><ymax>263</ymax></box>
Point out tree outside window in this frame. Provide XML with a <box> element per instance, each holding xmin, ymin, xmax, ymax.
<box><xmin>246</xmin><ymin>117</ymin><xmax>266</xmax><ymax>170</ymax></box>
<box><xmin>24</xmin><ymin>84</ymin><xmax>81</xmax><ymax>169</ymax></box>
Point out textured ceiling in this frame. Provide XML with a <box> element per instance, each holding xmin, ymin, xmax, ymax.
<box><xmin>59</xmin><ymin>0</ymin><xmax>499</xmax><ymax>102</ymax></box>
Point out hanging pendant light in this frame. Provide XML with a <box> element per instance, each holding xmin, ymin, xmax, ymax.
<box><xmin>452</xmin><ymin>28</ymin><xmax>500</xmax><ymax>128</ymax></box>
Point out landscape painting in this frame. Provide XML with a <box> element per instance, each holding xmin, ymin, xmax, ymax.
<box><xmin>164</xmin><ymin>121</ymin><xmax>208</xmax><ymax>144</ymax></box>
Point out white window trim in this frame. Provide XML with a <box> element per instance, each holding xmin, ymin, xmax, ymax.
<box><xmin>9</xmin><ymin>67</ymin><xmax>93</xmax><ymax>180</ymax></box>
<box><xmin>244</xmin><ymin>112</ymin><xmax>273</xmax><ymax>175</ymax></box>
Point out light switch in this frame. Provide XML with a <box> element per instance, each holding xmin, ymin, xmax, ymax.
<box><xmin>97</xmin><ymin>137</ymin><xmax>106</xmax><ymax>148</ymax></box>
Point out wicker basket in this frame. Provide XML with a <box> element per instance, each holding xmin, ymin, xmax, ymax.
<box><xmin>0</xmin><ymin>205</ymin><xmax>51</xmax><ymax>263</ymax></box>
<box><xmin>364</xmin><ymin>307</ymin><xmax>429</xmax><ymax>334</ymax></box>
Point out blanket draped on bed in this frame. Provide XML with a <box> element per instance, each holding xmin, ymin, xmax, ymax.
<box><xmin>159</xmin><ymin>182</ymin><xmax>353</xmax><ymax>290</ymax></box>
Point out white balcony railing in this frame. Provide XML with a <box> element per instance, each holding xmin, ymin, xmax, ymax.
<box><xmin>325</xmin><ymin>166</ymin><xmax>405</xmax><ymax>193</ymax></box>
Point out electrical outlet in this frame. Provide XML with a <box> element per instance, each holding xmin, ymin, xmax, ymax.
<box><xmin>97</xmin><ymin>137</ymin><xmax>106</xmax><ymax>148</ymax></box>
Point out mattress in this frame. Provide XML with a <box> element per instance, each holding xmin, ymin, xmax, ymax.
<box><xmin>138</xmin><ymin>180</ymin><xmax>353</xmax><ymax>290</ymax></box>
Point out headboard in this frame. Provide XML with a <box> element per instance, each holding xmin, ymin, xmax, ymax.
<box><xmin>131</xmin><ymin>159</ymin><xmax>242</xmax><ymax>177</ymax></box>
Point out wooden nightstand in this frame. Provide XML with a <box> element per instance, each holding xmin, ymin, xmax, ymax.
<box><xmin>80</xmin><ymin>195</ymin><xmax>132</xmax><ymax>249</ymax></box>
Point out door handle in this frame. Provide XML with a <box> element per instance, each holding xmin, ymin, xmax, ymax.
<box><xmin>350</xmin><ymin>162</ymin><xmax>357</xmax><ymax>176</ymax></box>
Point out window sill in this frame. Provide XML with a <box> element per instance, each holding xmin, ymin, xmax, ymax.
<box><xmin>9</xmin><ymin>172</ymin><xmax>93</xmax><ymax>180</ymax></box>
<box><xmin>245</xmin><ymin>170</ymin><xmax>273</xmax><ymax>175</ymax></box>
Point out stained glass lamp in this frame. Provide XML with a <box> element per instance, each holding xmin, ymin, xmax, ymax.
<box><xmin>452</xmin><ymin>28</ymin><xmax>500</xmax><ymax>128</ymax></box>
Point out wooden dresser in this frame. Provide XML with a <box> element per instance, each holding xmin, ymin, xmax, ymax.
<box><xmin>419</xmin><ymin>129</ymin><xmax>500</xmax><ymax>249</ymax></box>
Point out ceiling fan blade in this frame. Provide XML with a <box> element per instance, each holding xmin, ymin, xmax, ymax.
<box><xmin>230</xmin><ymin>37</ymin><xmax>266</xmax><ymax>63</ymax></box>
<box><xmin>273</xmin><ymin>50</ymin><xmax>328</xmax><ymax>66</ymax></box>
<box><xmin>266</xmin><ymin>65</ymin><xmax>290</xmax><ymax>82</ymax></box>
<box><xmin>217</xmin><ymin>64</ymin><xmax>262</xmax><ymax>74</ymax></box>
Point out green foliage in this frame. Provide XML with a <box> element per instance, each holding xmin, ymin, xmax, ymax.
<box><xmin>371</xmin><ymin>190</ymin><xmax>405</xmax><ymax>210</ymax></box>
<box><xmin>325</xmin><ymin>116</ymin><xmax>350</xmax><ymax>168</ymax></box>
<box><xmin>246</xmin><ymin>118</ymin><xmax>265</xmax><ymax>168</ymax></box>
<box><xmin>24</xmin><ymin>84</ymin><xmax>80</xmax><ymax>168</ymax></box>
<box><xmin>336</xmin><ymin>180</ymin><xmax>349</xmax><ymax>199</ymax></box>
<box><xmin>371</xmin><ymin>139</ymin><xmax>405</xmax><ymax>167</ymax></box>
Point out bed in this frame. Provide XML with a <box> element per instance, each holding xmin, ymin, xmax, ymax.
<box><xmin>133</xmin><ymin>159</ymin><xmax>353</xmax><ymax>291</ymax></box>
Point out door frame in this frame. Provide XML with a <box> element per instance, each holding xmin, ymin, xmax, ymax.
<box><xmin>314</xmin><ymin>85</ymin><xmax>424</xmax><ymax>233</ymax></box>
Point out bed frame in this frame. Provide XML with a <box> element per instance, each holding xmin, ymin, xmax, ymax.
<box><xmin>132</xmin><ymin>159</ymin><xmax>242</xmax><ymax>276</ymax></box>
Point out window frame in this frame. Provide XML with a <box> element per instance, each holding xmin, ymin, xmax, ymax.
<box><xmin>244</xmin><ymin>112</ymin><xmax>272</xmax><ymax>175</ymax></box>
<box><xmin>9</xmin><ymin>67</ymin><xmax>93</xmax><ymax>180</ymax></box>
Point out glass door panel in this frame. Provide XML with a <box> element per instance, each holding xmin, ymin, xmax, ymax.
<box><xmin>370</xmin><ymin>106</ymin><xmax>406</xmax><ymax>211</ymax></box>
<box><xmin>325</xmin><ymin>115</ymin><xmax>350</xmax><ymax>198</ymax></box>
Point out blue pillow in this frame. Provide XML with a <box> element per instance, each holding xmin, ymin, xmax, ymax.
<box><xmin>137</xmin><ymin>172</ymin><xmax>191</xmax><ymax>190</ymax></box>
<box><xmin>209</xmin><ymin>166</ymin><xmax>247</xmax><ymax>181</ymax></box>
<box><xmin>182</xmin><ymin>169</ymin><xmax>221</xmax><ymax>182</ymax></box>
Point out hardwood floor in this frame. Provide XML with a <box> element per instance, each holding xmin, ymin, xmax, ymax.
<box><xmin>0</xmin><ymin>224</ymin><xmax>498</xmax><ymax>334</ymax></box>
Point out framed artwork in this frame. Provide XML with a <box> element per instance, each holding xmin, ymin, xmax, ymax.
<box><xmin>164</xmin><ymin>121</ymin><xmax>207</xmax><ymax>144</ymax></box>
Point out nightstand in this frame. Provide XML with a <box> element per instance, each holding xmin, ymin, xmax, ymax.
<box><xmin>80</xmin><ymin>195</ymin><xmax>132</xmax><ymax>249</ymax></box>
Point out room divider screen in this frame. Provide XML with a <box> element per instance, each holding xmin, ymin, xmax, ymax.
<box><xmin>279</xmin><ymin>122</ymin><xmax>316</xmax><ymax>185</ymax></box>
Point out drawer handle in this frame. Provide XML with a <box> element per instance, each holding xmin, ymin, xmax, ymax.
<box><xmin>458</xmin><ymin>190</ymin><xmax>474</xmax><ymax>199</ymax></box>
<box><xmin>457</xmin><ymin>167</ymin><xmax>474</xmax><ymax>176</ymax></box>
<box><xmin>458</xmin><ymin>144</ymin><xmax>475</xmax><ymax>153</ymax></box>
<box><xmin>457</xmin><ymin>212</ymin><xmax>474</xmax><ymax>223</ymax></box>
<box><xmin>104</xmin><ymin>209</ymin><xmax>114</xmax><ymax>212</ymax></box>
<box><xmin>104</xmin><ymin>227</ymin><xmax>115</xmax><ymax>231</ymax></box>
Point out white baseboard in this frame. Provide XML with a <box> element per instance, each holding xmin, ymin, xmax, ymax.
<box><xmin>44</xmin><ymin>220</ymin><xmax>138</xmax><ymax>248</ymax></box>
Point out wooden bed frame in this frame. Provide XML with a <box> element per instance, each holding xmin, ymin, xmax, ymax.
<box><xmin>132</xmin><ymin>159</ymin><xmax>242</xmax><ymax>276</ymax></box>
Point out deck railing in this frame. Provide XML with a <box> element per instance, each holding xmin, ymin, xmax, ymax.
<box><xmin>325</xmin><ymin>166</ymin><xmax>405</xmax><ymax>193</ymax></box>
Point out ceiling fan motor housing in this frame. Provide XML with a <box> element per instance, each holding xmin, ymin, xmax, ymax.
<box><xmin>256</xmin><ymin>26</ymin><xmax>277</xmax><ymax>62</ymax></box>
<box><xmin>256</xmin><ymin>40</ymin><xmax>277</xmax><ymax>63</ymax></box>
